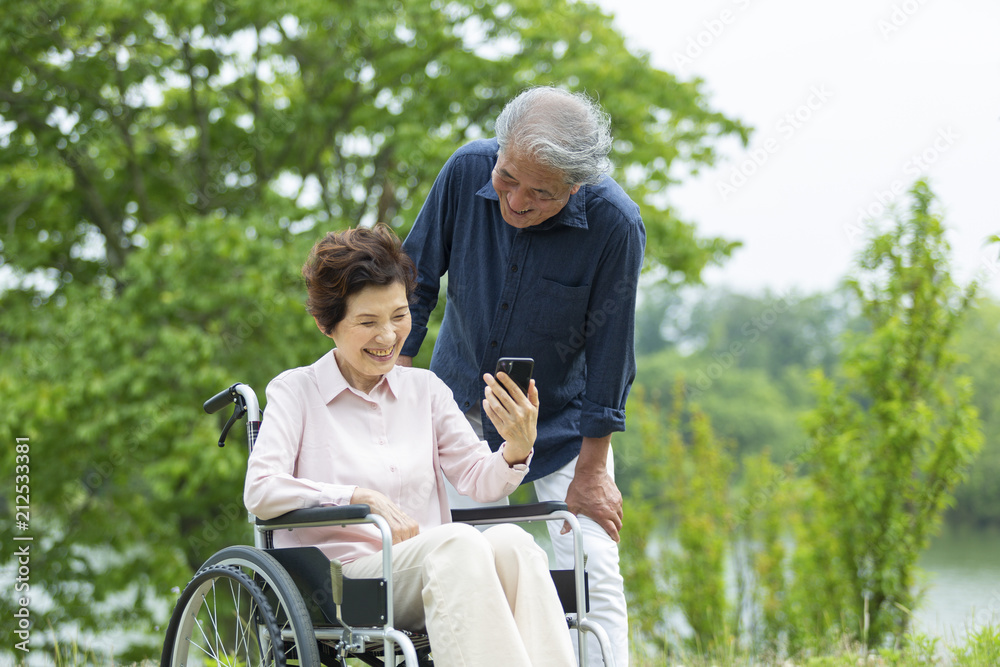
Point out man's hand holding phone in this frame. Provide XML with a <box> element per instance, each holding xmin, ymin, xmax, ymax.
<box><xmin>484</xmin><ymin>357</ymin><xmax>538</xmax><ymax>465</ymax></box>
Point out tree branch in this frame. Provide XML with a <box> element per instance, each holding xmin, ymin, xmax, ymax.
<box><xmin>182</xmin><ymin>36</ymin><xmax>212</xmax><ymax>214</ymax></box>
<box><xmin>113</xmin><ymin>47</ymin><xmax>154</xmax><ymax>225</ymax></box>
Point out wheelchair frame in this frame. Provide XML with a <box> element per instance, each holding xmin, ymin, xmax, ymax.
<box><xmin>161</xmin><ymin>382</ymin><xmax>615</xmax><ymax>666</ymax></box>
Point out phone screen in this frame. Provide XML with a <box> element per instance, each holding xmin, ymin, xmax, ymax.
<box><xmin>495</xmin><ymin>357</ymin><xmax>534</xmax><ymax>396</ymax></box>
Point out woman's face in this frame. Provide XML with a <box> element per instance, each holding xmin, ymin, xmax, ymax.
<box><xmin>326</xmin><ymin>282</ymin><xmax>411</xmax><ymax>393</ymax></box>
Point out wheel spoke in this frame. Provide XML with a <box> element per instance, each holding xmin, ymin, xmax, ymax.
<box><xmin>165</xmin><ymin>549</ymin><xmax>315</xmax><ymax>667</ymax></box>
<box><xmin>192</xmin><ymin>593</ymin><xmax>221</xmax><ymax>661</ymax></box>
<box><xmin>213</xmin><ymin>580</ymin><xmax>233</xmax><ymax>665</ymax></box>
<box><xmin>182</xmin><ymin>577</ymin><xmax>266</xmax><ymax>666</ymax></box>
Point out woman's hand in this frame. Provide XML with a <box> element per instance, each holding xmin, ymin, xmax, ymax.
<box><xmin>350</xmin><ymin>487</ymin><xmax>420</xmax><ymax>544</ymax></box>
<box><xmin>482</xmin><ymin>373</ymin><xmax>539</xmax><ymax>465</ymax></box>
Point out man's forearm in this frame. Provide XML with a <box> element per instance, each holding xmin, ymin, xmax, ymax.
<box><xmin>565</xmin><ymin>433</ymin><xmax>623</xmax><ymax>541</ymax></box>
<box><xmin>577</xmin><ymin>434</ymin><xmax>612</xmax><ymax>473</ymax></box>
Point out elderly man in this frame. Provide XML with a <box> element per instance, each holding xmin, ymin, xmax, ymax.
<box><xmin>399</xmin><ymin>86</ymin><xmax>644</xmax><ymax>666</ymax></box>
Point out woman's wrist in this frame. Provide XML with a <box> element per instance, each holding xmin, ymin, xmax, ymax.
<box><xmin>501</xmin><ymin>442</ymin><xmax>532</xmax><ymax>467</ymax></box>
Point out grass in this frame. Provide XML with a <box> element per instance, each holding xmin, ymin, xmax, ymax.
<box><xmin>628</xmin><ymin>626</ymin><xmax>1000</xmax><ymax>666</ymax></box>
<box><xmin>18</xmin><ymin>623</ymin><xmax>1000</xmax><ymax>665</ymax></box>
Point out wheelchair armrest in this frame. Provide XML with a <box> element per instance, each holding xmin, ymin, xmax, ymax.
<box><xmin>256</xmin><ymin>504</ymin><xmax>373</xmax><ymax>530</ymax></box>
<box><xmin>451</xmin><ymin>500</ymin><xmax>569</xmax><ymax>524</ymax></box>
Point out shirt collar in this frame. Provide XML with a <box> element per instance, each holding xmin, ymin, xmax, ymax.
<box><xmin>475</xmin><ymin>178</ymin><xmax>589</xmax><ymax>232</ymax></box>
<box><xmin>315</xmin><ymin>349</ymin><xmax>400</xmax><ymax>403</ymax></box>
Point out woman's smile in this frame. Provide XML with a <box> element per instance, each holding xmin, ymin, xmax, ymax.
<box><xmin>323</xmin><ymin>282</ymin><xmax>412</xmax><ymax>393</ymax></box>
<box><xmin>364</xmin><ymin>345</ymin><xmax>396</xmax><ymax>360</ymax></box>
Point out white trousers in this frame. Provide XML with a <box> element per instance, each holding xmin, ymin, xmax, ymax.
<box><xmin>447</xmin><ymin>409</ymin><xmax>630</xmax><ymax>666</ymax></box>
<box><xmin>342</xmin><ymin>522</ymin><xmax>576</xmax><ymax>667</ymax></box>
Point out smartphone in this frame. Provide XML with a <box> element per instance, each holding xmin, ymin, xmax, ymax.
<box><xmin>495</xmin><ymin>357</ymin><xmax>534</xmax><ymax>397</ymax></box>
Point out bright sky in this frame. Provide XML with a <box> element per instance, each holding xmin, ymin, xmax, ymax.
<box><xmin>596</xmin><ymin>0</ymin><xmax>1000</xmax><ymax>297</ymax></box>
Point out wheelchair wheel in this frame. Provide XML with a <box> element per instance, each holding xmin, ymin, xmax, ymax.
<box><xmin>161</xmin><ymin>563</ymin><xmax>285</xmax><ymax>666</ymax></box>
<box><xmin>204</xmin><ymin>545</ymin><xmax>322</xmax><ymax>666</ymax></box>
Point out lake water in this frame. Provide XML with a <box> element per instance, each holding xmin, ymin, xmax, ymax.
<box><xmin>912</xmin><ymin>523</ymin><xmax>1000</xmax><ymax>642</ymax></box>
<box><xmin>634</xmin><ymin>520</ymin><xmax>1000</xmax><ymax>650</ymax></box>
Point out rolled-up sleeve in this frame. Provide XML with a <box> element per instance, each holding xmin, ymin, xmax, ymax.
<box><xmin>580</xmin><ymin>216</ymin><xmax>645</xmax><ymax>438</ymax></box>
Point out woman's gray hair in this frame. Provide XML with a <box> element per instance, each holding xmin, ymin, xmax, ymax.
<box><xmin>494</xmin><ymin>87</ymin><xmax>613</xmax><ymax>186</ymax></box>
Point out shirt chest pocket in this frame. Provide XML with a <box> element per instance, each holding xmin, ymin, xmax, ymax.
<box><xmin>521</xmin><ymin>278</ymin><xmax>591</xmax><ymax>338</ymax></box>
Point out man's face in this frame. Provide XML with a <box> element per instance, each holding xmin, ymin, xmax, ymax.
<box><xmin>491</xmin><ymin>150</ymin><xmax>581</xmax><ymax>229</ymax></box>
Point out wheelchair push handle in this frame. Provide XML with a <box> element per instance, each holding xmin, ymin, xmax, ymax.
<box><xmin>204</xmin><ymin>385</ymin><xmax>239</xmax><ymax>414</ymax></box>
<box><xmin>204</xmin><ymin>383</ymin><xmax>262</xmax><ymax>448</ymax></box>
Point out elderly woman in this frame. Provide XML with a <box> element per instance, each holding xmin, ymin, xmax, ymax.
<box><xmin>244</xmin><ymin>224</ymin><xmax>575</xmax><ymax>667</ymax></box>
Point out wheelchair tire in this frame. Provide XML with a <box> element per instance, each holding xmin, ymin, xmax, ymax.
<box><xmin>203</xmin><ymin>545</ymin><xmax>322</xmax><ymax>667</ymax></box>
<box><xmin>161</xmin><ymin>563</ymin><xmax>285</xmax><ymax>666</ymax></box>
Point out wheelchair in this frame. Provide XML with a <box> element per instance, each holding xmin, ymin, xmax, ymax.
<box><xmin>160</xmin><ymin>382</ymin><xmax>616</xmax><ymax>666</ymax></box>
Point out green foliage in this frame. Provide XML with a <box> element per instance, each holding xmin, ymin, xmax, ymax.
<box><xmin>952</xmin><ymin>625</ymin><xmax>1000</xmax><ymax>666</ymax></box>
<box><xmin>0</xmin><ymin>0</ymin><xmax>748</xmax><ymax>660</ymax></box>
<box><xmin>623</xmin><ymin>288</ymin><xmax>851</xmax><ymax>482</ymax></box>
<box><xmin>1</xmin><ymin>216</ymin><xmax>319</xmax><ymax>660</ymax></box>
<box><xmin>681</xmin><ymin>289</ymin><xmax>850</xmax><ymax>376</ymax></box>
<box><xmin>794</xmin><ymin>181</ymin><xmax>983</xmax><ymax>649</ymax></box>
<box><xmin>662</xmin><ymin>384</ymin><xmax>733</xmax><ymax>652</ymax></box>
<box><xmin>620</xmin><ymin>383</ymin><xmax>735</xmax><ymax>656</ymax></box>
<box><xmin>620</xmin><ymin>181</ymin><xmax>988</xmax><ymax>664</ymax></box>
<box><xmin>949</xmin><ymin>297</ymin><xmax>1000</xmax><ymax>524</ymax></box>
<box><xmin>0</xmin><ymin>0</ymin><xmax>749</xmax><ymax>299</ymax></box>
<box><xmin>629</xmin><ymin>280</ymin><xmax>1000</xmax><ymax>530</ymax></box>
<box><xmin>734</xmin><ymin>449</ymin><xmax>795</xmax><ymax>653</ymax></box>
<box><xmin>619</xmin><ymin>388</ymin><xmax>671</xmax><ymax>660</ymax></box>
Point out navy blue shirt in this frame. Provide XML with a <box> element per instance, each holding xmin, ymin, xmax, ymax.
<box><xmin>402</xmin><ymin>139</ymin><xmax>645</xmax><ymax>481</ymax></box>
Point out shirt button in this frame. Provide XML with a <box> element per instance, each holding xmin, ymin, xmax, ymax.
<box><xmin>370</xmin><ymin>403</ymin><xmax>378</xmax><ymax>411</ymax></box>
<box><xmin>511</xmin><ymin>265</ymin><xmax>518</xmax><ymax>272</ymax></box>
<box><xmin>490</xmin><ymin>341</ymin><xmax>497</xmax><ymax>348</ymax></box>
<box><xmin>501</xmin><ymin>303</ymin><xmax>509</xmax><ymax>310</ymax></box>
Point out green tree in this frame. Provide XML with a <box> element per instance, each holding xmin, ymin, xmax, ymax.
<box><xmin>0</xmin><ymin>0</ymin><xmax>749</xmax><ymax>301</ymax></box>
<box><xmin>618</xmin><ymin>388</ymin><xmax>671</xmax><ymax>661</ymax></box>
<box><xmin>620</xmin><ymin>383</ymin><xmax>734</xmax><ymax>656</ymax></box>
<box><xmin>0</xmin><ymin>0</ymin><xmax>748</xmax><ymax>660</ymax></box>
<box><xmin>663</xmin><ymin>391</ymin><xmax>733</xmax><ymax>652</ymax></box>
<box><xmin>794</xmin><ymin>181</ymin><xmax>982</xmax><ymax>649</ymax></box>
<box><xmin>950</xmin><ymin>296</ymin><xmax>1000</xmax><ymax>524</ymax></box>
<box><xmin>633</xmin><ymin>278</ymin><xmax>686</xmax><ymax>356</ymax></box>
<box><xmin>625</xmin><ymin>287</ymin><xmax>854</xmax><ymax>472</ymax></box>
<box><xmin>734</xmin><ymin>449</ymin><xmax>795</xmax><ymax>655</ymax></box>
<box><xmin>679</xmin><ymin>288</ymin><xmax>850</xmax><ymax>380</ymax></box>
